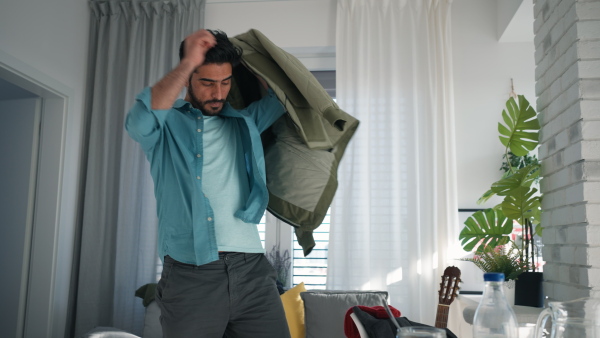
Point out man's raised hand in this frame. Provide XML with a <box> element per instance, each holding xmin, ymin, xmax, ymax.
<box><xmin>182</xmin><ymin>30</ymin><xmax>217</xmax><ymax>69</ymax></box>
<box><xmin>150</xmin><ymin>29</ymin><xmax>216</xmax><ymax>110</ymax></box>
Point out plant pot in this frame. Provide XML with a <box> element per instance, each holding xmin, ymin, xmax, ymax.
<box><xmin>515</xmin><ymin>271</ymin><xmax>544</xmax><ymax>307</ymax></box>
<box><xmin>504</xmin><ymin>279</ymin><xmax>516</xmax><ymax>305</ymax></box>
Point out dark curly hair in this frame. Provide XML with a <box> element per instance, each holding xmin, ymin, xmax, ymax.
<box><xmin>179</xmin><ymin>29</ymin><xmax>242</xmax><ymax>66</ymax></box>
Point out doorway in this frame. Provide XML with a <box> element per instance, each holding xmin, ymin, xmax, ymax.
<box><xmin>0</xmin><ymin>78</ymin><xmax>41</xmax><ymax>338</ymax></box>
<box><xmin>0</xmin><ymin>50</ymin><xmax>69</xmax><ymax>338</ymax></box>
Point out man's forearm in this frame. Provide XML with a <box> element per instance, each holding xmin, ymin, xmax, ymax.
<box><xmin>151</xmin><ymin>60</ymin><xmax>197</xmax><ymax>110</ymax></box>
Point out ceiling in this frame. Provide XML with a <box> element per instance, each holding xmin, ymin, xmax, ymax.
<box><xmin>498</xmin><ymin>0</ymin><xmax>535</xmax><ymax>42</ymax></box>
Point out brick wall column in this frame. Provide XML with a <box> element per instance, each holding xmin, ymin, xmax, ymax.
<box><xmin>534</xmin><ymin>0</ymin><xmax>600</xmax><ymax>301</ymax></box>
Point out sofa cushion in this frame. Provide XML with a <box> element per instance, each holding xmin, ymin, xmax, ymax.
<box><xmin>280</xmin><ymin>282</ymin><xmax>307</xmax><ymax>338</ymax></box>
<box><xmin>143</xmin><ymin>301</ymin><xmax>162</xmax><ymax>338</ymax></box>
<box><xmin>300</xmin><ymin>290</ymin><xmax>388</xmax><ymax>338</ymax></box>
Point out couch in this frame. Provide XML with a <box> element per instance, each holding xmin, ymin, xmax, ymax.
<box><xmin>83</xmin><ymin>284</ymin><xmax>389</xmax><ymax>338</ymax></box>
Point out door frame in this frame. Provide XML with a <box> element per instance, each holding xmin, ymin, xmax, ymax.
<box><xmin>0</xmin><ymin>49</ymin><xmax>73</xmax><ymax>338</ymax></box>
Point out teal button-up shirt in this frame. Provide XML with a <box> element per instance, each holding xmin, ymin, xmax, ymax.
<box><xmin>125</xmin><ymin>87</ymin><xmax>286</xmax><ymax>265</ymax></box>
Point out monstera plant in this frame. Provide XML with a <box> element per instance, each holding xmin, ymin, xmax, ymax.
<box><xmin>460</xmin><ymin>95</ymin><xmax>542</xmax><ymax>277</ymax></box>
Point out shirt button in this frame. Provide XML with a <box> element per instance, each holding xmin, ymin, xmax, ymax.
<box><xmin>197</xmin><ymin>116</ymin><xmax>202</xmax><ymax>119</ymax></box>
<box><xmin>207</xmin><ymin>217</ymin><xmax>213</xmax><ymax>221</ymax></box>
<box><xmin>197</xmin><ymin>154</ymin><xmax>201</xmax><ymax>158</ymax></box>
<box><xmin>197</xmin><ymin>129</ymin><xmax>202</xmax><ymax>132</ymax></box>
<box><xmin>196</xmin><ymin>176</ymin><xmax>201</xmax><ymax>180</ymax></box>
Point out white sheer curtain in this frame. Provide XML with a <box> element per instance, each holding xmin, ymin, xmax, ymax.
<box><xmin>73</xmin><ymin>1</ymin><xmax>205</xmax><ymax>336</ymax></box>
<box><xmin>328</xmin><ymin>0</ymin><xmax>460</xmax><ymax>324</ymax></box>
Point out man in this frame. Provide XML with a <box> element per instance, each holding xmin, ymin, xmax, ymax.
<box><xmin>126</xmin><ymin>29</ymin><xmax>290</xmax><ymax>338</ymax></box>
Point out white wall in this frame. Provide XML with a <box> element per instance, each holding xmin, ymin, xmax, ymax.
<box><xmin>205</xmin><ymin>0</ymin><xmax>337</xmax><ymax>70</ymax></box>
<box><xmin>451</xmin><ymin>0</ymin><xmax>536</xmax><ymax>209</ymax></box>
<box><xmin>205</xmin><ymin>0</ymin><xmax>336</xmax><ymax>49</ymax></box>
<box><xmin>0</xmin><ymin>0</ymin><xmax>89</xmax><ymax>91</ymax></box>
<box><xmin>497</xmin><ymin>0</ymin><xmax>524</xmax><ymax>39</ymax></box>
<box><xmin>498</xmin><ymin>0</ymin><xmax>535</xmax><ymax>42</ymax></box>
<box><xmin>0</xmin><ymin>0</ymin><xmax>89</xmax><ymax>337</ymax></box>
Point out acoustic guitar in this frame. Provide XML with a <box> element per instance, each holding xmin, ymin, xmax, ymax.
<box><xmin>434</xmin><ymin>266</ymin><xmax>461</xmax><ymax>329</ymax></box>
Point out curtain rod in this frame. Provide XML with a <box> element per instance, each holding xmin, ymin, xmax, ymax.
<box><xmin>90</xmin><ymin>0</ymin><xmax>307</xmax><ymax>2</ymax></box>
<box><xmin>207</xmin><ymin>0</ymin><xmax>308</xmax><ymax>3</ymax></box>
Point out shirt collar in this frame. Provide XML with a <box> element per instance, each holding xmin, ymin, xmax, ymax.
<box><xmin>174</xmin><ymin>98</ymin><xmax>190</xmax><ymax>110</ymax></box>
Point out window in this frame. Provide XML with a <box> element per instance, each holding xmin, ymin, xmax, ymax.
<box><xmin>288</xmin><ymin>71</ymin><xmax>334</xmax><ymax>289</ymax></box>
<box><xmin>258</xmin><ymin>213</ymin><xmax>267</xmax><ymax>248</ymax></box>
<box><xmin>292</xmin><ymin>212</ymin><xmax>330</xmax><ymax>289</ymax></box>
<box><xmin>262</xmin><ymin>209</ymin><xmax>331</xmax><ymax>290</ymax></box>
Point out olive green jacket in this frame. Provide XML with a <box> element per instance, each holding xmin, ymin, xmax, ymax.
<box><xmin>229</xmin><ymin>29</ymin><xmax>359</xmax><ymax>255</ymax></box>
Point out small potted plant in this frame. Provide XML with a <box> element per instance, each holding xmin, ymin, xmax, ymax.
<box><xmin>459</xmin><ymin>94</ymin><xmax>544</xmax><ymax>307</ymax></box>
<box><xmin>462</xmin><ymin>244</ymin><xmax>529</xmax><ymax>281</ymax></box>
<box><xmin>461</xmin><ymin>241</ymin><xmax>529</xmax><ymax>303</ymax></box>
<box><xmin>266</xmin><ymin>244</ymin><xmax>292</xmax><ymax>289</ymax></box>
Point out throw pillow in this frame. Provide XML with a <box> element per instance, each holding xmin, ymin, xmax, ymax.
<box><xmin>280</xmin><ymin>282</ymin><xmax>307</xmax><ymax>338</ymax></box>
<box><xmin>300</xmin><ymin>290</ymin><xmax>389</xmax><ymax>338</ymax></box>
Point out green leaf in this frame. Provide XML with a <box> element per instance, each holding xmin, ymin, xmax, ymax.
<box><xmin>524</xmin><ymin>198</ymin><xmax>541</xmax><ymax>223</ymax></box>
<box><xmin>459</xmin><ymin>209</ymin><xmax>514</xmax><ymax>252</ymax></box>
<box><xmin>491</xmin><ymin>163</ymin><xmax>540</xmax><ymax>196</ymax></box>
<box><xmin>501</xmin><ymin>187</ymin><xmax>540</xmax><ymax>224</ymax></box>
<box><xmin>477</xmin><ymin>189</ymin><xmax>496</xmax><ymax>205</ymax></box>
<box><xmin>500</xmin><ymin>152</ymin><xmax>540</xmax><ymax>174</ymax></box>
<box><xmin>498</xmin><ymin>95</ymin><xmax>540</xmax><ymax>156</ymax></box>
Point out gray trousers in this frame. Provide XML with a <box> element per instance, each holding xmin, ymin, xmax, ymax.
<box><xmin>155</xmin><ymin>253</ymin><xmax>290</xmax><ymax>338</ymax></box>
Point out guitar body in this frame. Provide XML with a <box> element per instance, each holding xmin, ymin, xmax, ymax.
<box><xmin>435</xmin><ymin>266</ymin><xmax>461</xmax><ymax>329</ymax></box>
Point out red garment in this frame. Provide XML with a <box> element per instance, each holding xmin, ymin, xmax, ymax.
<box><xmin>343</xmin><ymin>305</ymin><xmax>401</xmax><ymax>338</ymax></box>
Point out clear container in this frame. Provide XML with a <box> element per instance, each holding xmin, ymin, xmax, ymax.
<box><xmin>473</xmin><ymin>272</ymin><xmax>519</xmax><ymax>338</ymax></box>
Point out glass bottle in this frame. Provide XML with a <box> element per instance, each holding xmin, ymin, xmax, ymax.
<box><xmin>473</xmin><ymin>272</ymin><xmax>518</xmax><ymax>337</ymax></box>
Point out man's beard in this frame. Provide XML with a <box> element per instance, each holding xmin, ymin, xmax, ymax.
<box><xmin>187</xmin><ymin>86</ymin><xmax>226</xmax><ymax>116</ymax></box>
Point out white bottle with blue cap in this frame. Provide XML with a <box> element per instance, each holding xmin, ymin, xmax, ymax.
<box><xmin>473</xmin><ymin>272</ymin><xmax>519</xmax><ymax>337</ymax></box>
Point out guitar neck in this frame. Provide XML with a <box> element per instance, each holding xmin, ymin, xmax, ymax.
<box><xmin>434</xmin><ymin>304</ymin><xmax>450</xmax><ymax>329</ymax></box>
<box><xmin>436</xmin><ymin>266</ymin><xmax>461</xmax><ymax>329</ymax></box>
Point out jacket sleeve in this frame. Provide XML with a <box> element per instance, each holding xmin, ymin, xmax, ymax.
<box><xmin>125</xmin><ymin>87</ymin><xmax>170</xmax><ymax>152</ymax></box>
<box><xmin>246</xmin><ymin>88</ymin><xmax>286</xmax><ymax>133</ymax></box>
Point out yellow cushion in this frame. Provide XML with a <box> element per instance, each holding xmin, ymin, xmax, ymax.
<box><xmin>280</xmin><ymin>282</ymin><xmax>307</xmax><ymax>338</ymax></box>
